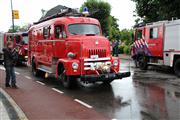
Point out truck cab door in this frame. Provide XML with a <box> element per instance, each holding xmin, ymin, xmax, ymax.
<box><xmin>146</xmin><ymin>25</ymin><xmax>163</xmax><ymax>57</ymax></box>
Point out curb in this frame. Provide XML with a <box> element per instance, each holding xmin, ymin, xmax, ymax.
<box><xmin>0</xmin><ymin>88</ymin><xmax>28</xmax><ymax>120</ymax></box>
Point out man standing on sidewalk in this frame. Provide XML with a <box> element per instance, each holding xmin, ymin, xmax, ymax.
<box><xmin>3</xmin><ymin>41</ymin><xmax>19</xmax><ymax>88</ymax></box>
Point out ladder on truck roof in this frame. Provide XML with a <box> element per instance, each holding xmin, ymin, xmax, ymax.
<box><xmin>34</xmin><ymin>5</ymin><xmax>82</xmax><ymax>25</ymax></box>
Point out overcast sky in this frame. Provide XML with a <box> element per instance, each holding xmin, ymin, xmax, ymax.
<box><xmin>0</xmin><ymin>0</ymin><xmax>136</xmax><ymax>32</ymax></box>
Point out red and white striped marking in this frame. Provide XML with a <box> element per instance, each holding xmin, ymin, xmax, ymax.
<box><xmin>133</xmin><ymin>39</ymin><xmax>148</xmax><ymax>48</ymax></box>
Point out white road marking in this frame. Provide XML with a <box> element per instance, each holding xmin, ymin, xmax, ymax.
<box><xmin>74</xmin><ymin>99</ymin><xmax>93</xmax><ymax>109</ymax></box>
<box><xmin>0</xmin><ymin>66</ymin><xmax>5</xmax><ymax>70</ymax></box>
<box><xmin>52</xmin><ymin>88</ymin><xmax>64</xmax><ymax>94</ymax></box>
<box><xmin>15</xmin><ymin>72</ymin><xmax>20</xmax><ymax>75</ymax></box>
<box><xmin>36</xmin><ymin>81</ymin><xmax>45</xmax><ymax>85</ymax></box>
<box><xmin>25</xmin><ymin>76</ymin><xmax>31</xmax><ymax>79</ymax></box>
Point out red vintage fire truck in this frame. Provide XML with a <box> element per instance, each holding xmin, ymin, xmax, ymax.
<box><xmin>28</xmin><ymin>7</ymin><xmax>130</xmax><ymax>88</ymax></box>
<box><xmin>6</xmin><ymin>32</ymin><xmax>28</xmax><ymax>63</ymax></box>
<box><xmin>131</xmin><ymin>19</ymin><xmax>180</xmax><ymax>77</ymax></box>
<box><xmin>0</xmin><ymin>32</ymin><xmax>28</xmax><ymax>64</ymax></box>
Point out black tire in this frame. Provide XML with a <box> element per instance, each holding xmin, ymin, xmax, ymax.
<box><xmin>174</xmin><ymin>59</ymin><xmax>180</xmax><ymax>77</ymax></box>
<box><xmin>103</xmin><ymin>80</ymin><xmax>113</xmax><ymax>84</ymax></box>
<box><xmin>0</xmin><ymin>60</ymin><xmax>3</xmax><ymax>65</ymax></box>
<box><xmin>138</xmin><ymin>55</ymin><xmax>148</xmax><ymax>70</ymax></box>
<box><xmin>59</xmin><ymin>70</ymin><xmax>77</xmax><ymax>88</ymax></box>
<box><xmin>32</xmin><ymin>59</ymin><xmax>39</xmax><ymax>76</ymax></box>
<box><xmin>134</xmin><ymin>59</ymin><xmax>139</xmax><ymax>68</ymax></box>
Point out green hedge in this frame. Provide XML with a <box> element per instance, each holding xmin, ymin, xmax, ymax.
<box><xmin>118</xmin><ymin>45</ymin><xmax>131</xmax><ymax>54</ymax></box>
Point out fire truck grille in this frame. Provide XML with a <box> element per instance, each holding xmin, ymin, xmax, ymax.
<box><xmin>88</xmin><ymin>49</ymin><xmax>106</xmax><ymax>58</ymax></box>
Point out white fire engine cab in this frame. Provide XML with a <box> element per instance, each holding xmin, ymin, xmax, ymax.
<box><xmin>131</xmin><ymin>19</ymin><xmax>180</xmax><ymax>77</ymax></box>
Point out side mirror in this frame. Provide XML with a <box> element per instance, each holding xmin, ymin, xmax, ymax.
<box><xmin>62</xmin><ymin>31</ymin><xmax>67</xmax><ymax>38</ymax></box>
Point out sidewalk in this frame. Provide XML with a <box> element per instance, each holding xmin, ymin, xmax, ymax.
<box><xmin>0</xmin><ymin>88</ymin><xmax>28</xmax><ymax>120</ymax></box>
<box><xmin>0</xmin><ymin>100</ymin><xmax>10</xmax><ymax>120</ymax></box>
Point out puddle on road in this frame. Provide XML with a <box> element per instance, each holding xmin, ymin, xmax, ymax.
<box><xmin>110</xmin><ymin>72</ymin><xmax>180</xmax><ymax>120</ymax></box>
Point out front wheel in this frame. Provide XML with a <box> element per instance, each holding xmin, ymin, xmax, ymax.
<box><xmin>59</xmin><ymin>71</ymin><xmax>77</xmax><ymax>88</ymax></box>
<box><xmin>174</xmin><ymin>59</ymin><xmax>180</xmax><ymax>77</ymax></box>
<box><xmin>103</xmin><ymin>80</ymin><xmax>113</xmax><ymax>84</ymax></box>
<box><xmin>138</xmin><ymin>56</ymin><xmax>148</xmax><ymax>70</ymax></box>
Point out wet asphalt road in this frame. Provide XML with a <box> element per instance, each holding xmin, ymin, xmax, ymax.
<box><xmin>5</xmin><ymin>59</ymin><xmax>180</xmax><ymax>120</ymax></box>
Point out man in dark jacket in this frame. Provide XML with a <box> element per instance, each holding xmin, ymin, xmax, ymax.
<box><xmin>3</xmin><ymin>41</ymin><xmax>19</xmax><ymax>88</ymax></box>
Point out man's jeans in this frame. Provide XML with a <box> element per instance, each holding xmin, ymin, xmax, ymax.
<box><xmin>5</xmin><ymin>66</ymin><xmax>16</xmax><ymax>85</ymax></box>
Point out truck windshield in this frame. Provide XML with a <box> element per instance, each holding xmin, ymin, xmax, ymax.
<box><xmin>69</xmin><ymin>24</ymin><xmax>101</xmax><ymax>36</ymax></box>
<box><xmin>22</xmin><ymin>36</ymin><xmax>29</xmax><ymax>45</ymax></box>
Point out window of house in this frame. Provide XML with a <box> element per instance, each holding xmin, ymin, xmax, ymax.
<box><xmin>43</xmin><ymin>27</ymin><xmax>50</xmax><ymax>39</ymax></box>
<box><xmin>55</xmin><ymin>25</ymin><xmax>66</xmax><ymax>39</ymax></box>
<box><xmin>150</xmin><ymin>27</ymin><xmax>158</xmax><ymax>39</ymax></box>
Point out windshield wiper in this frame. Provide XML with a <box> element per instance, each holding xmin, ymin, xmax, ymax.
<box><xmin>85</xmin><ymin>33</ymin><xmax>96</xmax><ymax>36</ymax></box>
<box><xmin>71</xmin><ymin>33</ymin><xmax>78</xmax><ymax>35</ymax></box>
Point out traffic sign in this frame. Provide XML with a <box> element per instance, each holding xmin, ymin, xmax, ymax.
<box><xmin>12</xmin><ymin>10</ymin><xmax>19</xmax><ymax>19</ymax></box>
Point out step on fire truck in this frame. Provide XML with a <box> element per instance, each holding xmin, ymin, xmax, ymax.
<box><xmin>0</xmin><ymin>32</ymin><xmax>28</xmax><ymax>64</ymax></box>
<box><xmin>131</xmin><ymin>19</ymin><xmax>180</xmax><ymax>77</ymax></box>
<box><xmin>28</xmin><ymin>5</ymin><xmax>130</xmax><ymax>88</ymax></box>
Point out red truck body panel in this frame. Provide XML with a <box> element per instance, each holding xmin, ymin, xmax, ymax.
<box><xmin>3</xmin><ymin>32</ymin><xmax>28</xmax><ymax>62</ymax></box>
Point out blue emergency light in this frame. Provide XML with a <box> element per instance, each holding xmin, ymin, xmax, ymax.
<box><xmin>82</xmin><ymin>7</ymin><xmax>89</xmax><ymax>16</ymax></box>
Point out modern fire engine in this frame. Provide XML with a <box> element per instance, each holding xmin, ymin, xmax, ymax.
<box><xmin>28</xmin><ymin>5</ymin><xmax>130</xmax><ymax>88</ymax></box>
<box><xmin>131</xmin><ymin>19</ymin><xmax>180</xmax><ymax>77</ymax></box>
<box><xmin>0</xmin><ymin>32</ymin><xmax>29</xmax><ymax>64</ymax></box>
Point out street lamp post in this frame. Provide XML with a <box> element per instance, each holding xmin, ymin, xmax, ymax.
<box><xmin>10</xmin><ymin>0</ymin><xmax>14</xmax><ymax>32</ymax></box>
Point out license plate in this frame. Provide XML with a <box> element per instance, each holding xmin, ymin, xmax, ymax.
<box><xmin>90</xmin><ymin>55</ymin><xmax>99</xmax><ymax>59</ymax></box>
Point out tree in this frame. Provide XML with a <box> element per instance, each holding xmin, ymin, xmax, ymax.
<box><xmin>8</xmin><ymin>25</ymin><xmax>20</xmax><ymax>33</ymax></box>
<box><xmin>120</xmin><ymin>29</ymin><xmax>133</xmax><ymax>45</ymax></box>
<box><xmin>81</xmin><ymin>0</ymin><xmax>111</xmax><ymax>36</ymax></box>
<box><xmin>8</xmin><ymin>24</ymin><xmax>30</xmax><ymax>33</ymax></box>
<box><xmin>109</xmin><ymin>16</ymin><xmax>121</xmax><ymax>41</ymax></box>
<box><xmin>132</xmin><ymin>0</ymin><xmax>180</xmax><ymax>23</ymax></box>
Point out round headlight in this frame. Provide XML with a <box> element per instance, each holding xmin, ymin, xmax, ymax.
<box><xmin>72</xmin><ymin>62</ymin><xmax>79</xmax><ymax>70</ymax></box>
<box><xmin>113</xmin><ymin>60</ymin><xmax>118</xmax><ymax>66</ymax></box>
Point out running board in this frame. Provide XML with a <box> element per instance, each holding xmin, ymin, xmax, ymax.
<box><xmin>37</xmin><ymin>65</ymin><xmax>55</xmax><ymax>74</ymax></box>
<box><xmin>148</xmin><ymin>63</ymin><xmax>163</xmax><ymax>66</ymax></box>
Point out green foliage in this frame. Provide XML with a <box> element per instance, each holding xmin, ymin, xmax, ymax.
<box><xmin>8</xmin><ymin>25</ymin><xmax>20</xmax><ymax>33</ymax></box>
<box><xmin>8</xmin><ymin>24</ymin><xmax>29</xmax><ymax>33</ymax></box>
<box><xmin>120</xmin><ymin>29</ymin><xmax>134</xmax><ymax>45</ymax></box>
<box><xmin>123</xmin><ymin>45</ymin><xmax>131</xmax><ymax>54</ymax></box>
<box><xmin>132</xmin><ymin>0</ymin><xmax>180</xmax><ymax>23</ymax></box>
<box><xmin>109</xmin><ymin>16</ymin><xmax>121</xmax><ymax>41</ymax></box>
<box><xmin>118</xmin><ymin>45</ymin><xmax>131</xmax><ymax>54</ymax></box>
<box><xmin>81</xmin><ymin>0</ymin><xmax>111</xmax><ymax>36</ymax></box>
<box><xmin>119</xmin><ymin>45</ymin><xmax>124</xmax><ymax>54</ymax></box>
